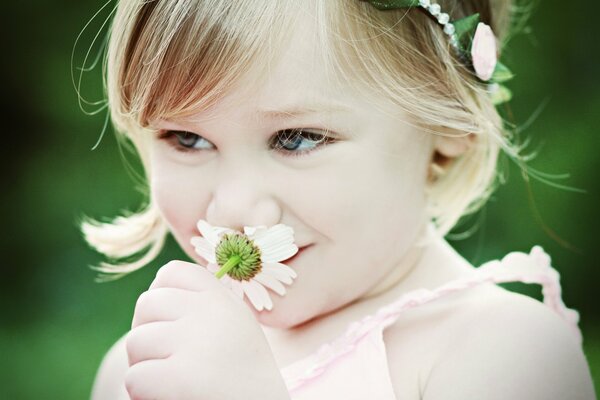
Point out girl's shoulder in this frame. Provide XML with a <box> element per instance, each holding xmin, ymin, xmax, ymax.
<box><xmin>384</xmin><ymin>282</ymin><xmax>580</xmax><ymax>367</ymax></box>
<box><xmin>382</xmin><ymin>247</ymin><xmax>594</xmax><ymax>400</ymax></box>
<box><xmin>393</xmin><ymin>287</ymin><xmax>592</xmax><ymax>399</ymax></box>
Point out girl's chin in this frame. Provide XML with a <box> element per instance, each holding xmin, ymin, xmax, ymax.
<box><xmin>247</xmin><ymin>299</ymin><xmax>309</xmax><ymax>330</ymax></box>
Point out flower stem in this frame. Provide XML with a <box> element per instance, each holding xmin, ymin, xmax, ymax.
<box><xmin>215</xmin><ymin>255</ymin><xmax>241</xmax><ymax>279</ymax></box>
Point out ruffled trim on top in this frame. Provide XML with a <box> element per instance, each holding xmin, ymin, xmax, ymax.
<box><xmin>281</xmin><ymin>246</ymin><xmax>581</xmax><ymax>392</ymax></box>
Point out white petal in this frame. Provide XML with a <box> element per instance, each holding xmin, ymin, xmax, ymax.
<box><xmin>196</xmin><ymin>219</ymin><xmax>234</xmax><ymax>246</ymax></box>
<box><xmin>244</xmin><ymin>226</ymin><xmax>266</xmax><ymax>236</ymax></box>
<box><xmin>252</xmin><ymin>224</ymin><xmax>294</xmax><ymax>252</ymax></box>
<box><xmin>254</xmin><ymin>272</ymin><xmax>287</xmax><ymax>296</ymax></box>
<box><xmin>261</xmin><ymin>244</ymin><xmax>298</xmax><ymax>263</ymax></box>
<box><xmin>264</xmin><ymin>262</ymin><xmax>298</xmax><ymax>279</ymax></box>
<box><xmin>262</xmin><ymin>269</ymin><xmax>292</xmax><ymax>285</ymax></box>
<box><xmin>251</xmin><ymin>279</ymin><xmax>274</xmax><ymax>311</ymax></box>
<box><xmin>196</xmin><ymin>220</ymin><xmax>221</xmax><ymax>247</ymax></box>
<box><xmin>252</xmin><ymin>224</ymin><xmax>294</xmax><ymax>247</ymax></box>
<box><xmin>190</xmin><ymin>236</ymin><xmax>216</xmax><ymax>263</ymax></box>
<box><xmin>242</xmin><ymin>280</ymin><xmax>274</xmax><ymax>311</ymax></box>
<box><xmin>245</xmin><ymin>225</ymin><xmax>266</xmax><ymax>238</ymax></box>
<box><xmin>262</xmin><ymin>262</ymin><xmax>297</xmax><ymax>284</ymax></box>
<box><xmin>230</xmin><ymin>280</ymin><xmax>245</xmax><ymax>299</ymax></box>
<box><xmin>241</xmin><ymin>280</ymin><xmax>265</xmax><ymax>311</ymax></box>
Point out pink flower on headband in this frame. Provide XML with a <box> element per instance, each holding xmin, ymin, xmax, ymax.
<box><xmin>471</xmin><ymin>22</ymin><xmax>497</xmax><ymax>81</ymax></box>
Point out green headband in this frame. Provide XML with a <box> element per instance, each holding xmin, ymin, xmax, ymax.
<box><xmin>361</xmin><ymin>0</ymin><xmax>514</xmax><ymax>105</ymax></box>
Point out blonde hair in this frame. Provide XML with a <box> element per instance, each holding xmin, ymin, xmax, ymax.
<box><xmin>81</xmin><ymin>0</ymin><xmax>522</xmax><ymax>278</ymax></box>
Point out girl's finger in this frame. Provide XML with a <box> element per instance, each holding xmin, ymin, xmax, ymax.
<box><xmin>126</xmin><ymin>321</ymin><xmax>175</xmax><ymax>367</ymax></box>
<box><xmin>131</xmin><ymin>287</ymin><xmax>209</xmax><ymax>328</ymax></box>
<box><xmin>125</xmin><ymin>359</ymin><xmax>169</xmax><ymax>400</ymax></box>
<box><xmin>149</xmin><ymin>260</ymin><xmax>222</xmax><ymax>291</ymax></box>
<box><xmin>126</xmin><ymin>357</ymin><xmax>198</xmax><ymax>400</ymax></box>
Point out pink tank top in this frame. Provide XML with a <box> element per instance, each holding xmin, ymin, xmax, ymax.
<box><xmin>280</xmin><ymin>246</ymin><xmax>582</xmax><ymax>399</ymax></box>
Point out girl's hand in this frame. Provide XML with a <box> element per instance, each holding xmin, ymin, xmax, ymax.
<box><xmin>124</xmin><ymin>260</ymin><xmax>290</xmax><ymax>400</ymax></box>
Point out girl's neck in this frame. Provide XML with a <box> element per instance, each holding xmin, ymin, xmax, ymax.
<box><xmin>350</xmin><ymin>224</ymin><xmax>474</xmax><ymax>313</ymax></box>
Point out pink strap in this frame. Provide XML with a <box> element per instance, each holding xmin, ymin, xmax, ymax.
<box><xmin>282</xmin><ymin>246</ymin><xmax>581</xmax><ymax>391</ymax></box>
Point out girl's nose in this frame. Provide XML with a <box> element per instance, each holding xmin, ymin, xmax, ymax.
<box><xmin>205</xmin><ymin>176</ymin><xmax>282</xmax><ymax>231</ymax></box>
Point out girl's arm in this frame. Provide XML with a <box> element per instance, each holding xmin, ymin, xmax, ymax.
<box><xmin>90</xmin><ymin>335</ymin><xmax>130</xmax><ymax>400</ymax></box>
<box><xmin>422</xmin><ymin>293</ymin><xmax>595</xmax><ymax>400</ymax></box>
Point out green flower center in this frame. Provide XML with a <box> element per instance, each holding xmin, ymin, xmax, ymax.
<box><xmin>214</xmin><ymin>233</ymin><xmax>262</xmax><ymax>281</ymax></box>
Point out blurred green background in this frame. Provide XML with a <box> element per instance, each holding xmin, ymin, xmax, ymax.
<box><xmin>2</xmin><ymin>1</ymin><xmax>598</xmax><ymax>398</ymax></box>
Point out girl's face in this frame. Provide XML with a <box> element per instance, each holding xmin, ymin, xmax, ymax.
<box><xmin>149</xmin><ymin>20</ymin><xmax>433</xmax><ymax>328</ymax></box>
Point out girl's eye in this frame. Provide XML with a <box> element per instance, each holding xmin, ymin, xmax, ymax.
<box><xmin>157</xmin><ymin>128</ymin><xmax>334</xmax><ymax>156</ymax></box>
<box><xmin>270</xmin><ymin>129</ymin><xmax>334</xmax><ymax>156</ymax></box>
<box><xmin>157</xmin><ymin>130</ymin><xmax>215</xmax><ymax>153</ymax></box>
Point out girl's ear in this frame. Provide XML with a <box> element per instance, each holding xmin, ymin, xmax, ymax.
<box><xmin>431</xmin><ymin>128</ymin><xmax>474</xmax><ymax>166</ymax></box>
<box><xmin>433</xmin><ymin>128</ymin><xmax>474</xmax><ymax>159</ymax></box>
<box><xmin>428</xmin><ymin>128</ymin><xmax>475</xmax><ymax>182</ymax></box>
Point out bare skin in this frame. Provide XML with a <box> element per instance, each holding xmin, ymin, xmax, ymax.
<box><xmin>91</xmin><ymin>1</ymin><xmax>595</xmax><ymax>398</ymax></box>
<box><xmin>91</xmin><ymin>232</ymin><xmax>595</xmax><ymax>400</ymax></box>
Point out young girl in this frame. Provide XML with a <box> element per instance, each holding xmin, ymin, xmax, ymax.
<box><xmin>84</xmin><ymin>0</ymin><xmax>595</xmax><ymax>399</ymax></box>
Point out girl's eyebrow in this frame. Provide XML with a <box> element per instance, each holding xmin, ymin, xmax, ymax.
<box><xmin>257</xmin><ymin>101</ymin><xmax>352</xmax><ymax>120</ymax></box>
<box><xmin>151</xmin><ymin>101</ymin><xmax>352</xmax><ymax>129</ymax></box>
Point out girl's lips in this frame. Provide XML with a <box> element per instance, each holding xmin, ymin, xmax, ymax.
<box><xmin>286</xmin><ymin>244</ymin><xmax>312</xmax><ymax>264</ymax></box>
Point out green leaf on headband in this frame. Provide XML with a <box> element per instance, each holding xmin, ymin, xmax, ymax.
<box><xmin>490</xmin><ymin>62</ymin><xmax>514</xmax><ymax>83</ymax></box>
<box><xmin>453</xmin><ymin>13</ymin><xmax>480</xmax><ymax>50</ymax></box>
<box><xmin>490</xmin><ymin>84</ymin><xmax>512</xmax><ymax>105</ymax></box>
<box><xmin>361</xmin><ymin>0</ymin><xmax>420</xmax><ymax>10</ymax></box>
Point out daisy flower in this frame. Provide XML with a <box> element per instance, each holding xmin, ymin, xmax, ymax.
<box><xmin>190</xmin><ymin>219</ymin><xmax>299</xmax><ymax>311</ymax></box>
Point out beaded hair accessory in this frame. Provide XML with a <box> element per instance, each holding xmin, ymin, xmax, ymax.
<box><xmin>361</xmin><ymin>0</ymin><xmax>514</xmax><ymax>105</ymax></box>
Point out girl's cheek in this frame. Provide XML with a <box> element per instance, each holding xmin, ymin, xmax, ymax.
<box><xmin>151</xmin><ymin>169</ymin><xmax>211</xmax><ymax>257</ymax></box>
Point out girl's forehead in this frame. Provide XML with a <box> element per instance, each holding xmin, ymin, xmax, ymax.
<box><xmin>139</xmin><ymin>0</ymin><xmax>396</xmax><ymax>126</ymax></box>
<box><xmin>238</xmin><ymin>21</ymin><xmax>348</xmax><ymax>107</ymax></box>
<box><xmin>177</xmin><ymin>26</ymin><xmax>356</xmax><ymax>123</ymax></box>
